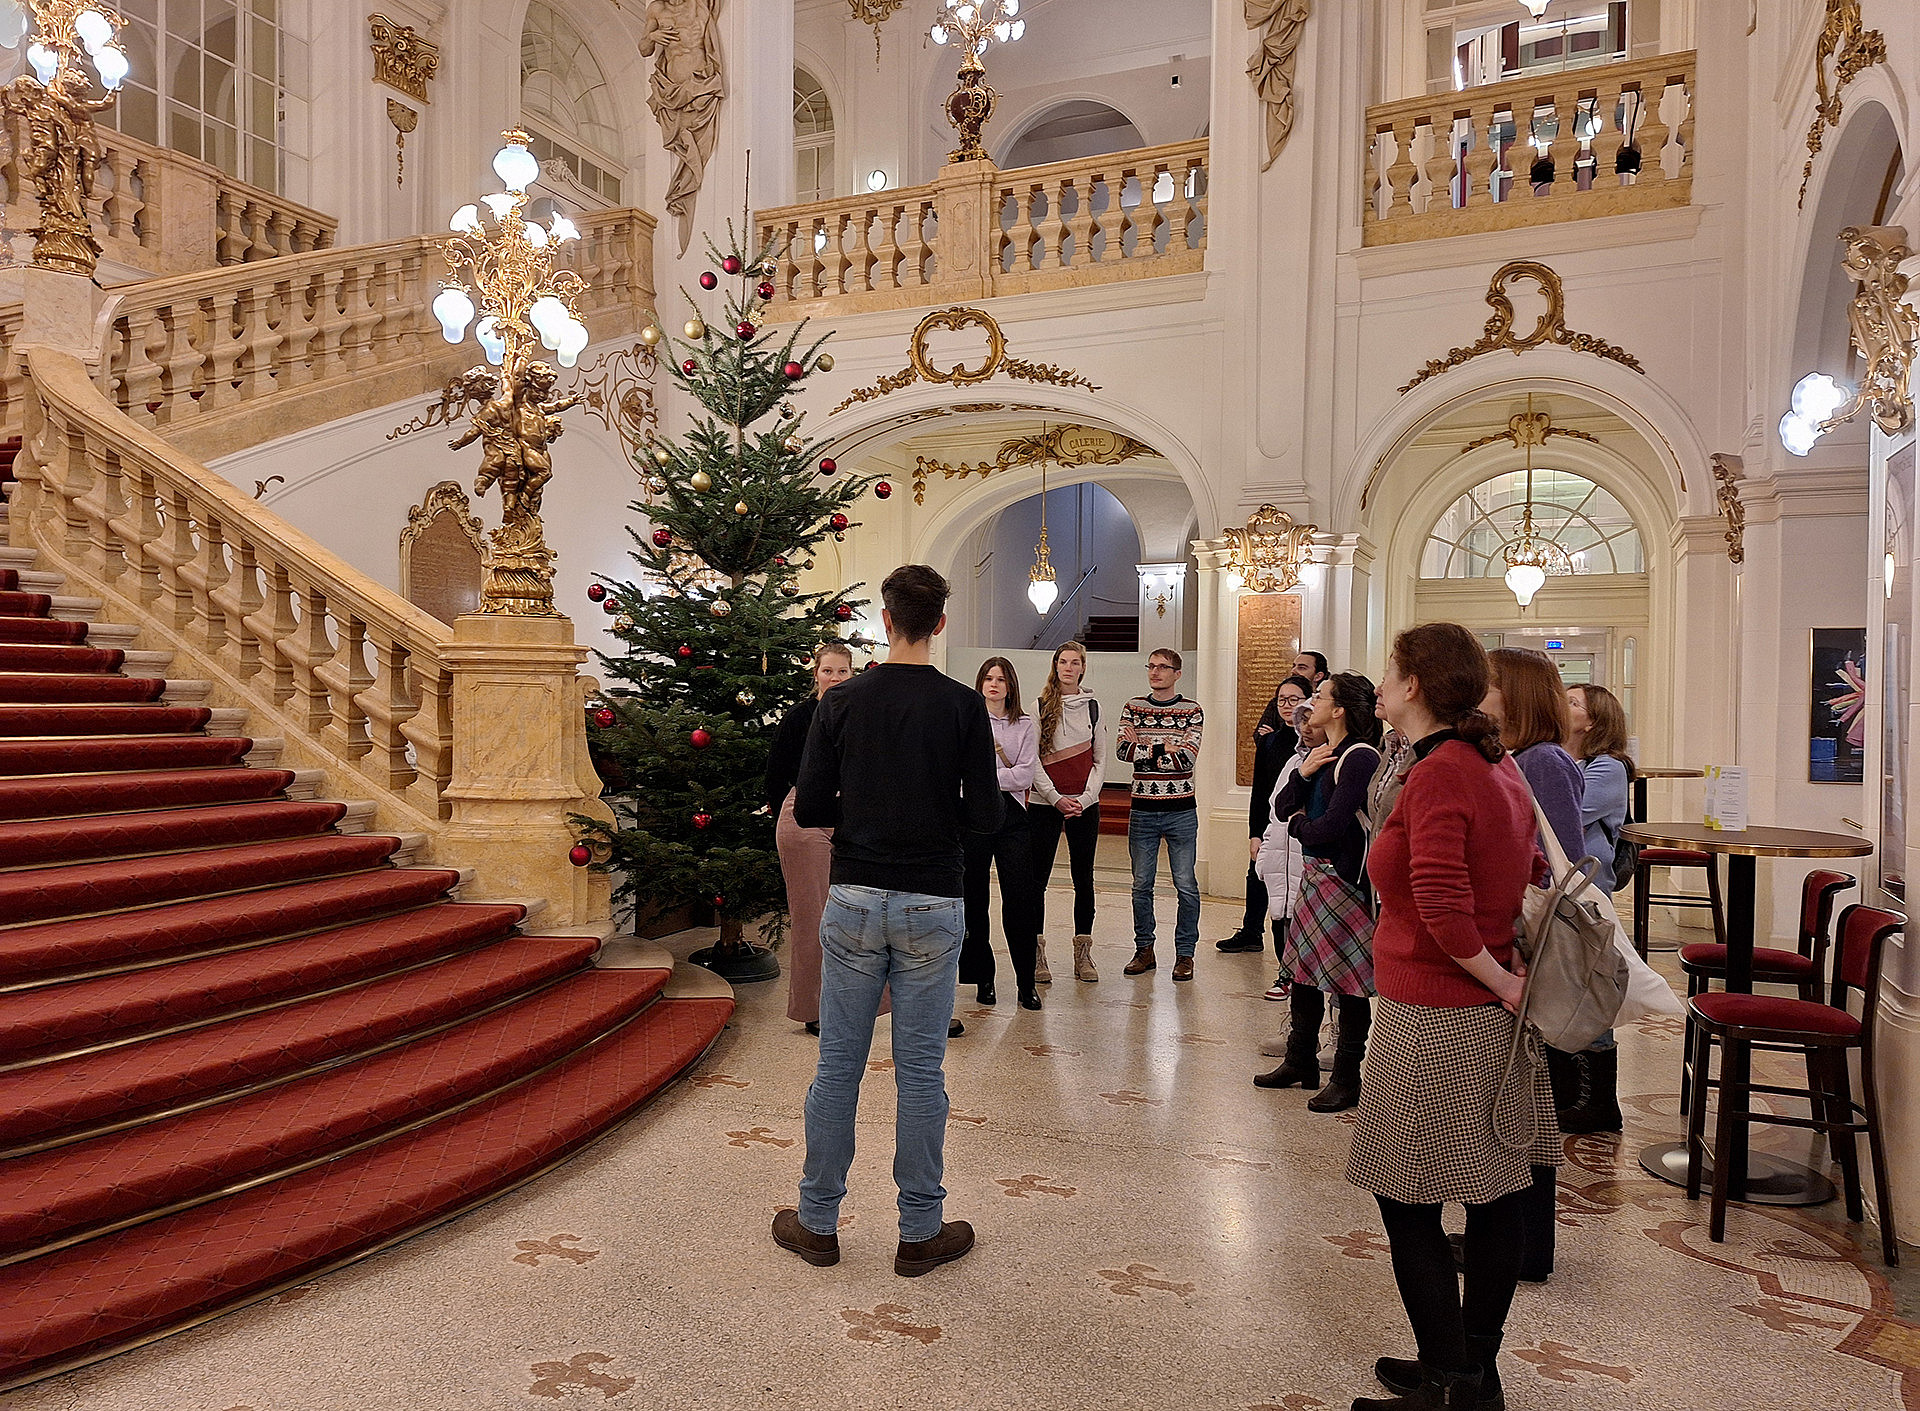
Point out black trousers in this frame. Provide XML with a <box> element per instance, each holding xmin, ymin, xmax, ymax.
<box><xmin>1233</xmin><ymin>862</ymin><xmax>1270</xmax><ymax>941</ymax></box>
<box><xmin>1287</xmin><ymin>986</ymin><xmax>1372</xmax><ymax>1079</ymax></box>
<box><xmin>1029</xmin><ymin>799</ymin><xmax>1100</xmax><ymax>936</ymax></box>
<box><xmin>1375</xmin><ymin>1182</ymin><xmax>1531</xmax><ymax>1374</ymax></box>
<box><xmin>960</xmin><ymin>794</ymin><xmax>1039</xmax><ymax>989</ymax></box>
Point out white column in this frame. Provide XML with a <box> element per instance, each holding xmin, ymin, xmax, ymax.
<box><xmin>1191</xmin><ymin>541</ymin><xmax>1241</xmax><ymax>897</ymax></box>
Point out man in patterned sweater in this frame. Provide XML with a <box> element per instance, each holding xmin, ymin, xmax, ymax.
<box><xmin>1116</xmin><ymin>648</ymin><xmax>1205</xmax><ymax>981</ymax></box>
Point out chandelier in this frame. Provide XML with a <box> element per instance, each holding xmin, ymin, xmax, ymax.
<box><xmin>1224</xmin><ymin>504</ymin><xmax>1318</xmax><ymax>594</ymax></box>
<box><xmin>930</xmin><ymin>0</ymin><xmax>1025</xmax><ymax>164</ymax></box>
<box><xmin>1027</xmin><ymin>425</ymin><xmax>1057</xmax><ymax>614</ymax></box>
<box><xmin>1500</xmin><ymin>393</ymin><xmax>1573</xmax><ymax>607</ymax></box>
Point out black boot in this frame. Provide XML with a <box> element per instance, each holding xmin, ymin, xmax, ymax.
<box><xmin>1373</xmin><ymin>1355</ymin><xmax>1503</xmax><ymax>1410</ymax></box>
<box><xmin>1559</xmin><ymin>1046</ymin><xmax>1623</xmax><ymax>1134</ymax></box>
<box><xmin>1256</xmin><ymin>986</ymin><xmax>1321</xmax><ymax>1088</ymax></box>
<box><xmin>1309</xmin><ymin>995</ymin><xmax>1369</xmax><ymax>1113</ymax></box>
<box><xmin>1517</xmin><ymin>1164</ymin><xmax>1556</xmax><ymax>1283</ymax></box>
<box><xmin>1544</xmin><ymin>1047</ymin><xmax>1583</xmax><ymax>1115</ymax></box>
<box><xmin>1352</xmin><ymin>1364</ymin><xmax>1483</xmax><ymax>1410</ymax></box>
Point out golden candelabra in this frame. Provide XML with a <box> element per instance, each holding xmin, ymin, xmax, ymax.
<box><xmin>0</xmin><ymin>1</ymin><xmax>131</xmax><ymax>276</ymax></box>
<box><xmin>434</xmin><ymin>129</ymin><xmax>591</xmax><ymax>616</ymax></box>
<box><xmin>929</xmin><ymin>0</ymin><xmax>1025</xmax><ymax>163</ymax></box>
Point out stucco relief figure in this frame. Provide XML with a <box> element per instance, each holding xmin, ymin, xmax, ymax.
<box><xmin>1245</xmin><ymin>0</ymin><xmax>1310</xmax><ymax>171</ymax></box>
<box><xmin>640</xmin><ymin>0</ymin><xmax>725</xmax><ymax>256</ymax></box>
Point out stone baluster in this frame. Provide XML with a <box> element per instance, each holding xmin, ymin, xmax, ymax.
<box><xmin>266</xmin><ymin>210</ymin><xmax>292</xmax><ymax>260</ymax></box>
<box><xmin>1590</xmin><ymin>80</ymin><xmax>1626</xmax><ymax>185</ymax></box>
<box><xmin>1461</xmin><ymin>108</ymin><xmax>1498</xmax><ymax>209</ymax></box>
<box><xmin>86</xmin><ymin>442</ymin><xmax>130</xmax><ymax>590</ymax></box>
<box><xmin>1383</xmin><ymin>121</ymin><xmax>1418</xmax><ymax>221</ymax></box>
<box><xmin>316</xmin><ymin>612</ymin><xmax>374</xmax><ymax>761</ymax></box>
<box><xmin>217</xmin><ymin>537</ymin><xmax>267</xmax><ymax>680</ymax></box>
<box><xmin>1423</xmin><ymin>119</ymin><xmax>1459</xmax><ymax>213</ymax></box>
<box><xmin>122</xmin><ymin>459</ymin><xmax>163</xmax><ymax>606</ymax></box>
<box><xmin>846</xmin><ymin>207</ymin><xmax>874</xmax><ymax>292</ymax></box>
<box><xmin>183</xmin><ymin>513</ymin><xmax>231</xmax><ymax>655</ymax></box>
<box><xmin>1549</xmin><ymin>94</ymin><xmax>1580</xmax><ymax>195</ymax></box>
<box><xmin>872</xmin><ymin>204</ymin><xmax>902</xmax><ymax>290</ymax></box>
<box><xmin>1673</xmin><ymin>72</ymin><xmax>1694</xmax><ymax>178</ymax></box>
<box><xmin>160</xmin><ymin>487</ymin><xmax>197</xmax><ymax>630</ymax></box>
<box><xmin>290</xmin><ymin>583</ymin><xmax>334</xmax><ymax>737</ymax></box>
<box><xmin>232</xmin><ymin>282</ymin><xmax>272</xmax><ymax>401</ymax></box>
<box><xmin>364</xmin><ymin>633</ymin><xmax>421</xmax><ymax>792</ymax></box>
<box><xmin>101</xmin><ymin>146</ymin><xmax>138</xmax><ymax>244</ymax></box>
<box><xmin>822</xmin><ymin>213</ymin><xmax>848</xmax><ymax>296</ymax></box>
<box><xmin>772</xmin><ymin>224</ymin><xmax>798</xmax><ymax>301</ymax></box>
<box><xmin>256</xmin><ymin>563</ymin><xmax>299</xmax><ymax>707</ymax></box>
<box><xmin>906</xmin><ymin>200</ymin><xmax>934</xmax><ymax>285</ymax></box>
<box><xmin>1064</xmin><ymin>173</ymin><xmax>1097</xmax><ymax>267</ymax></box>
<box><xmin>1001</xmin><ymin>182</ymin><xmax>1036</xmax><ymax>274</ymax></box>
<box><xmin>401</xmin><ymin>658</ymin><xmax>454</xmax><ymax>820</ymax></box>
<box><xmin>1036</xmin><ymin>177</ymin><xmax>1070</xmax><ymax>270</ymax></box>
<box><xmin>1634</xmin><ymin>81</ymin><xmax>1669</xmax><ymax>186</ymax></box>
<box><xmin>200</xmin><ymin>290</ymin><xmax>246</xmax><ymax>412</ymax></box>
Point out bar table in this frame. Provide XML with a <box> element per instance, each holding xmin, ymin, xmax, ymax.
<box><xmin>1630</xmin><ymin>765</ymin><xmax>1703</xmax><ymax>823</ymax></box>
<box><xmin>1621</xmin><ymin>821</ymin><xmax>1871</xmax><ymax>1205</ymax></box>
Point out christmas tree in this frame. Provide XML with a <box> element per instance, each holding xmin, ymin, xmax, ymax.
<box><xmin>575</xmin><ymin>229</ymin><xmax>886</xmax><ymax>981</ymax></box>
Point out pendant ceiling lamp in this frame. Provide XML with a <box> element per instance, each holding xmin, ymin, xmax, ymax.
<box><xmin>1501</xmin><ymin>393</ymin><xmax>1572</xmax><ymax>607</ymax></box>
<box><xmin>1027</xmin><ymin>427</ymin><xmax>1058</xmax><ymax>615</ymax></box>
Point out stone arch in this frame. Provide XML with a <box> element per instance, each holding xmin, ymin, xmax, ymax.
<box><xmin>993</xmin><ymin>97</ymin><xmax>1148</xmax><ymax>169</ymax></box>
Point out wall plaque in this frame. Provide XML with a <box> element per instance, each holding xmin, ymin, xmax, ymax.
<box><xmin>1236</xmin><ymin>592</ymin><xmax>1303</xmax><ymax>787</ymax></box>
<box><xmin>401</xmin><ymin>482</ymin><xmax>485</xmax><ymax>625</ymax></box>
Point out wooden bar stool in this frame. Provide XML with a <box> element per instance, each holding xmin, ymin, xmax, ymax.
<box><xmin>1684</xmin><ymin>903</ymin><xmax>1903</xmax><ymax>1264</ymax></box>
<box><xmin>1633</xmin><ymin>846</ymin><xmax>1726</xmax><ymax>958</ymax></box>
<box><xmin>1677</xmin><ymin>869</ymin><xmax>1854</xmax><ymax>1111</ymax></box>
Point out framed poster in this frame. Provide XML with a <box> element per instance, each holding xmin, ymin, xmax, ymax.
<box><xmin>1810</xmin><ymin>627</ymin><xmax>1867</xmax><ymax>784</ymax></box>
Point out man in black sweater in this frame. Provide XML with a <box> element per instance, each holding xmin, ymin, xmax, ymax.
<box><xmin>772</xmin><ymin>564</ymin><xmax>1000</xmax><ymax>1279</ymax></box>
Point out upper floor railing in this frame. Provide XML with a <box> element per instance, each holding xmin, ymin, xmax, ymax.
<box><xmin>756</xmin><ymin>139</ymin><xmax>1209</xmax><ymax>319</ymax></box>
<box><xmin>0</xmin><ymin>114</ymin><xmax>337</xmax><ymax>275</ymax></box>
<box><xmin>1363</xmin><ymin>50</ymin><xmax>1695</xmax><ymax>246</ymax></box>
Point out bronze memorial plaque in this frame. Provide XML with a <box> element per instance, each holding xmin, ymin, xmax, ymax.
<box><xmin>407</xmin><ymin>512</ymin><xmax>484</xmax><ymax>624</ymax></box>
<box><xmin>1236</xmin><ymin>593</ymin><xmax>1303</xmax><ymax>786</ymax></box>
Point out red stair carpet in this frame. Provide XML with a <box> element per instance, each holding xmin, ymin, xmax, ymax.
<box><xmin>0</xmin><ymin>525</ymin><xmax>732</xmax><ymax>1390</ymax></box>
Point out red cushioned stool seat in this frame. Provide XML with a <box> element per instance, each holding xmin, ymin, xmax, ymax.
<box><xmin>1678</xmin><ymin>943</ymin><xmax>1816</xmax><ymax>979</ymax></box>
<box><xmin>1691</xmin><ymin>991</ymin><xmax>1861</xmax><ymax>1039</ymax></box>
<box><xmin>1641</xmin><ymin>846</ymin><xmax>1712</xmax><ymax>865</ymax></box>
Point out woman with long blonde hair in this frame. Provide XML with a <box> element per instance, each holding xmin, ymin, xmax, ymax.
<box><xmin>1030</xmin><ymin>641</ymin><xmax>1105</xmax><ymax>983</ymax></box>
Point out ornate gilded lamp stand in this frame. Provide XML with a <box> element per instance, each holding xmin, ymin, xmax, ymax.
<box><xmin>929</xmin><ymin>0</ymin><xmax>1025</xmax><ymax>163</ymax></box>
<box><xmin>0</xmin><ymin>1</ymin><xmax>131</xmax><ymax>277</ymax></box>
<box><xmin>433</xmin><ymin>129</ymin><xmax>591</xmax><ymax>616</ymax></box>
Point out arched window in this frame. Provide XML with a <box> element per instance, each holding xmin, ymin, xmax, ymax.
<box><xmin>1420</xmin><ymin>469</ymin><xmax>1643</xmax><ymax>579</ymax></box>
<box><xmin>521</xmin><ymin>2</ymin><xmax>624</xmax><ymax>204</ymax></box>
<box><xmin>1002</xmin><ymin>100</ymin><xmax>1144</xmax><ymax>170</ymax></box>
<box><xmin>794</xmin><ymin>68</ymin><xmax>834</xmax><ymax>203</ymax></box>
<box><xmin>96</xmin><ymin>0</ymin><xmax>292</xmax><ymax>191</ymax></box>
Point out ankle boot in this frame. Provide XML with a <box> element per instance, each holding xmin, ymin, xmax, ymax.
<box><xmin>1374</xmin><ymin>1355</ymin><xmax>1504</xmax><ymax>1410</ymax></box>
<box><xmin>1073</xmin><ymin>935</ymin><xmax>1099</xmax><ymax>982</ymax></box>
<box><xmin>1257</xmin><ymin>988</ymin><xmax>1323</xmax><ymax>1088</ymax></box>
<box><xmin>1310</xmin><ymin>1000</ymin><xmax>1368</xmax><ymax>1113</ymax></box>
<box><xmin>1559</xmin><ymin>1046</ymin><xmax>1623</xmax><ymax>1134</ymax></box>
<box><xmin>1352</xmin><ymin>1364</ymin><xmax>1483</xmax><ymax>1410</ymax></box>
<box><xmin>1034</xmin><ymin>939</ymin><xmax>1052</xmax><ymax>984</ymax></box>
<box><xmin>1544</xmin><ymin>1046</ymin><xmax>1584</xmax><ymax>1115</ymax></box>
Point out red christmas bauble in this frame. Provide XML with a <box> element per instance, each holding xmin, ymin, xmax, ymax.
<box><xmin>721</xmin><ymin>255</ymin><xmax>742</xmax><ymax>274</ymax></box>
<box><xmin>568</xmin><ymin>843</ymin><xmax>592</xmax><ymax>867</ymax></box>
<box><xmin>736</xmin><ymin>320</ymin><xmax>756</xmax><ymax>340</ymax></box>
<box><xmin>773</xmin><ymin>555</ymin><xmax>788</xmax><ymax>567</ymax></box>
<box><xmin>783</xmin><ymin>361</ymin><xmax>805</xmax><ymax>380</ymax></box>
<box><xmin>692</xmin><ymin>811</ymin><xmax>714</xmax><ymax>830</ymax></box>
<box><xmin>676</xmin><ymin>644</ymin><xmax>694</xmax><ymax>659</ymax></box>
<box><xmin>652</xmin><ymin>527</ymin><xmax>673</xmax><ymax>548</ymax></box>
<box><xmin>587</xmin><ymin>583</ymin><xmax>607</xmax><ymax>601</ymax></box>
<box><xmin>699</xmin><ymin>271</ymin><xmax>718</xmax><ymax>290</ymax></box>
<box><xmin>829</xmin><ymin>513</ymin><xmax>850</xmax><ymax>531</ymax></box>
<box><xmin>601</xmin><ymin>598</ymin><xmax>619</xmax><ymax>615</ymax></box>
<box><xmin>681</xmin><ymin>358</ymin><xmax>697</xmax><ymax>375</ymax></box>
<box><xmin>711</xmin><ymin>894</ymin><xmax>726</xmax><ymax>909</ymax></box>
<box><xmin>591</xmin><ymin>707</ymin><xmax>615</xmax><ymax>728</ymax></box>
<box><xmin>690</xmin><ymin>728</ymin><xmax>713</xmax><ymax>749</ymax></box>
<box><xmin>819</xmin><ymin>457</ymin><xmax>837</xmax><ymax>473</ymax></box>
<box><xmin>756</xmin><ymin>281</ymin><xmax>775</xmax><ymax>300</ymax></box>
<box><xmin>875</xmin><ymin>481</ymin><xmax>893</xmax><ymax>499</ymax></box>
<box><xmin>834</xmin><ymin>603</ymin><xmax>854</xmax><ymax>621</ymax></box>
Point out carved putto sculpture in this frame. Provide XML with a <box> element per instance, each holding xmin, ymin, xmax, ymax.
<box><xmin>451</xmin><ymin>362</ymin><xmax>584</xmax><ymax>531</ymax></box>
<box><xmin>639</xmin><ymin>0</ymin><xmax>725</xmax><ymax>256</ymax></box>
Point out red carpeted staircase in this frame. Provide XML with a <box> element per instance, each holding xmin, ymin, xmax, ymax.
<box><xmin>0</xmin><ymin>515</ymin><xmax>732</xmax><ymax>1389</ymax></box>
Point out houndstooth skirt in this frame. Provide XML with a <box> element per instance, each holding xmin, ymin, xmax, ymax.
<box><xmin>1345</xmin><ymin>998</ymin><xmax>1561</xmax><ymax>1207</ymax></box>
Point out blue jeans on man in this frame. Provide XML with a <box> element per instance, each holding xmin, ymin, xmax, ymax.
<box><xmin>798</xmin><ymin>884</ymin><xmax>964</xmax><ymax>1242</ymax></box>
<box><xmin>1128</xmin><ymin>807</ymin><xmax>1200</xmax><ymax>957</ymax></box>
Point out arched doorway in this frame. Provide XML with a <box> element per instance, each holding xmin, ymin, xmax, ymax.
<box><xmin>998</xmin><ymin>100</ymin><xmax>1145</xmax><ymax>169</ymax></box>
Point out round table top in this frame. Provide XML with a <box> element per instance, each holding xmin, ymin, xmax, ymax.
<box><xmin>1621</xmin><ymin>821</ymin><xmax>1874</xmax><ymax>858</ymax></box>
<box><xmin>1634</xmin><ymin>766</ymin><xmax>1705</xmax><ymax>779</ymax></box>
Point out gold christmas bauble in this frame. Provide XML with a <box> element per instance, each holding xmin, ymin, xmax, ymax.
<box><xmin>690</xmin><ymin>470</ymin><xmax>713</xmax><ymax>492</ymax></box>
<box><xmin>639</xmin><ymin>323</ymin><xmax>663</xmax><ymax>346</ymax></box>
<box><xmin>710</xmin><ymin>599</ymin><xmax>733</xmax><ymax>618</ymax></box>
<box><xmin>651</xmin><ymin>446</ymin><xmax>671</xmax><ymax>465</ymax></box>
<box><xmin>645</xmin><ymin>477</ymin><xmax>666</xmax><ymax>494</ymax></box>
<box><xmin>783</xmin><ymin>435</ymin><xmax>803</xmax><ymax>453</ymax></box>
<box><xmin>684</xmin><ymin>318</ymin><xmax>706</xmax><ymax>339</ymax></box>
<box><xmin>803</xmin><ymin>559</ymin><xmax>816</xmax><ymax>571</ymax></box>
<box><xmin>613</xmin><ymin>614</ymin><xmax>634</xmax><ymax>632</ymax></box>
<box><xmin>736</xmin><ymin>689</ymin><xmax>755</xmax><ymax>706</ymax></box>
<box><xmin>734</xmin><ymin>501</ymin><xmax>750</xmax><ymax>515</ymax></box>
<box><xmin>781</xmin><ymin>584</ymin><xmax>799</xmax><ymax>596</ymax></box>
<box><xmin>816</xmin><ymin>353</ymin><xmax>836</xmax><ymax>372</ymax></box>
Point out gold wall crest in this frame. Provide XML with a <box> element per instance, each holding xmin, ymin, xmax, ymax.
<box><xmin>1798</xmin><ymin>0</ymin><xmax>1887</xmax><ymax>209</ymax></box>
<box><xmin>1710</xmin><ymin>453</ymin><xmax>1746</xmax><ymax>566</ymax></box>
<box><xmin>1224</xmin><ymin>504</ymin><xmax>1318</xmax><ymax>594</ymax></box>
<box><xmin>833</xmin><ymin>306</ymin><xmax>1099</xmax><ymax>415</ymax></box>
<box><xmin>386</xmin><ymin>99</ymin><xmax>417</xmax><ymax>186</ymax></box>
<box><xmin>911</xmin><ymin>423</ymin><xmax>1154</xmax><ymax>504</ymax></box>
<box><xmin>368</xmin><ymin>14</ymin><xmax>439</xmax><ymax>103</ymax></box>
<box><xmin>1456</xmin><ymin>405</ymin><xmax>1601</xmax><ymax>458</ymax></box>
<box><xmin>1398</xmin><ymin>260</ymin><xmax>1646</xmax><ymax>395</ymax></box>
<box><xmin>849</xmin><ymin>0</ymin><xmax>906</xmax><ymax>61</ymax></box>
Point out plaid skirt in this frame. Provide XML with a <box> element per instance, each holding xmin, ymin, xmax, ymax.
<box><xmin>1283</xmin><ymin>858</ymin><xmax>1376</xmax><ymax>997</ymax></box>
<box><xmin>1345</xmin><ymin>998</ymin><xmax>1561</xmax><ymax>1206</ymax></box>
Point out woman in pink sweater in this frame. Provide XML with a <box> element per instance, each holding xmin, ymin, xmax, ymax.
<box><xmin>1344</xmin><ymin>623</ymin><xmax>1559</xmax><ymax>1411</ymax></box>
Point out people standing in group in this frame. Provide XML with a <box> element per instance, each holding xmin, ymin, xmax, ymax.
<box><xmin>765</xmin><ymin>641</ymin><xmax>858</xmax><ymax>1035</ymax></box>
<box><xmin>1254</xmin><ymin>694</ymin><xmax>1318</xmax><ymax>1031</ymax></box>
<box><xmin>960</xmin><ymin>657</ymin><xmax>1044</xmax><ymax>1011</ymax></box>
<box><xmin>1557</xmin><ymin>681</ymin><xmax>1636</xmax><ymax>1136</ymax></box>
<box><xmin>1117</xmin><ymin>649</ymin><xmax>1205</xmax><ymax>981</ymax></box>
<box><xmin>1219</xmin><ymin>675</ymin><xmax>1311</xmax><ymax>956</ymax></box>
<box><xmin>773</xmin><ymin>565</ymin><xmax>999</xmax><ymax>1278</ymax></box>
<box><xmin>1293</xmin><ymin>650</ymin><xmax>1330</xmax><ymax>690</ymax></box>
<box><xmin>1030</xmin><ymin>641</ymin><xmax>1105</xmax><ymax>984</ymax></box>
<box><xmin>1346</xmin><ymin>623</ymin><xmax>1559</xmax><ymax>1411</ymax></box>
<box><xmin>1258</xmin><ymin>673</ymin><xmax>1383</xmax><ymax>1112</ymax></box>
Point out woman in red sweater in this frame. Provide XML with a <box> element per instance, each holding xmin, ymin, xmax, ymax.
<box><xmin>1345</xmin><ymin>623</ymin><xmax>1560</xmax><ymax>1411</ymax></box>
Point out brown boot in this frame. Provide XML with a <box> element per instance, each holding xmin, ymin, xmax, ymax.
<box><xmin>1172</xmin><ymin>956</ymin><xmax>1194</xmax><ymax>982</ymax></box>
<box><xmin>1034</xmin><ymin>939</ymin><xmax>1052</xmax><ymax>984</ymax></box>
<box><xmin>895</xmin><ymin>1220</ymin><xmax>975</xmax><ymax>1276</ymax></box>
<box><xmin>771</xmin><ymin>1208</ymin><xmax>840</xmax><ymax>1267</ymax></box>
<box><xmin>1073</xmin><ymin>935</ymin><xmax>1099</xmax><ymax>982</ymax></box>
<box><xmin>1123</xmin><ymin>946</ymin><xmax>1156</xmax><ymax>975</ymax></box>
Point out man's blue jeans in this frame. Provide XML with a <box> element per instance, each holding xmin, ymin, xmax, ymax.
<box><xmin>1128</xmin><ymin>807</ymin><xmax>1200</xmax><ymax>957</ymax></box>
<box><xmin>798</xmin><ymin>883</ymin><xmax>964</xmax><ymax>1242</ymax></box>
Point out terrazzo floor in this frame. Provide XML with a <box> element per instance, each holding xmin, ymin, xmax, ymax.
<box><xmin>5</xmin><ymin>866</ymin><xmax>1918</xmax><ymax>1411</ymax></box>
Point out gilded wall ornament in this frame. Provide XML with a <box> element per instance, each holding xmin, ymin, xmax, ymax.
<box><xmin>639</xmin><ymin>0</ymin><xmax>725</xmax><ymax>256</ymax></box>
<box><xmin>1245</xmin><ymin>0</ymin><xmax>1310</xmax><ymax>171</ymax></box>
<box><xmin>1397</xmin><ymin>260</ymin><xmax>1646</xmax><ymax>395</ymax></box>
<box><xmin>1710</xmin><ymin>453</ymin><xmax>1746</xmax><ymax>566</ymax></box>
<box><xmin>386</xmin><ymin>99</ymin><xmax>417</xmax><ymax>186</ymax></box>
<box><xmin>368</xmin><ymin>14</ymin><xmax>440</xmax><ymax>104</ymax></box>
<box><xmin>388</xmin><ymin>367</ymin><xmax>501</xmax><ymax>441</ymax></box>
<box><xmin>1224</xmin><ymin>504</ymin><xmax>1318</xmax><ymax>594</ymax></box>
<box><xmin>1456</xmin><ymin>407</ymin><xmax>1601</xmax><ymax>458</ymax></box>
<box><xmin>571</xmin><ymin>340</ymin><xmax>662</xmax><ymax>465</ymax></box>
<box><xmin>1830</xmin><ymin>225</ymin><xmax>1917</xmax><ymax>436</ymax></box>
<box><xmin>910</xmin><ymin>423</ymin><xmax>1154</xmax><ymax>504</ymax></box>
<box><xmin>849</xmin><ymin>0</ymin><xmax>906</xmax><ymax>61</ymax></box>
<box><xmin>833</xmin><ymin>307</ymin><xmax>1099</xmax><ymax>415</ymax></box>
<box><xmin>1798</xmin><ymin>0</ymin><xmax>1887</xmax><ymax>209</ymax></box>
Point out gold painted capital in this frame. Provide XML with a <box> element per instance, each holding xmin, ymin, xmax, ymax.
<box><xmin>369</xmin><ymin>13</ymin><xmax>440</xmax><ymax>103</ymax></box>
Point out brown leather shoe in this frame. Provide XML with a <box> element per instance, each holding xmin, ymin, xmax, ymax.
<box><xmin>1172</xmin><ymin>956</ymin><xmax>1195</xmax><ymax>982</ymax></box>
<box><xmin>895</xmin><ymin>1219</ymin><xmax>975</xmax><ymax>1276</ymax></box>
<box><xmin>1123</xmin><ymin>947</ymin><xmax>1157</xmax><ymax>975</ymax></box>
<box><xmin>772</xmin><ymin>1208</ymin><xmax>840</xmax><ymax>1267</ymax></box>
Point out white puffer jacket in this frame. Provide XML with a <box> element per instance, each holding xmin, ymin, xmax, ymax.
<box><xmin>1253</xmin><ymin>753</ymin><xmax>1308</xmax><ymax>921</ymax></box>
